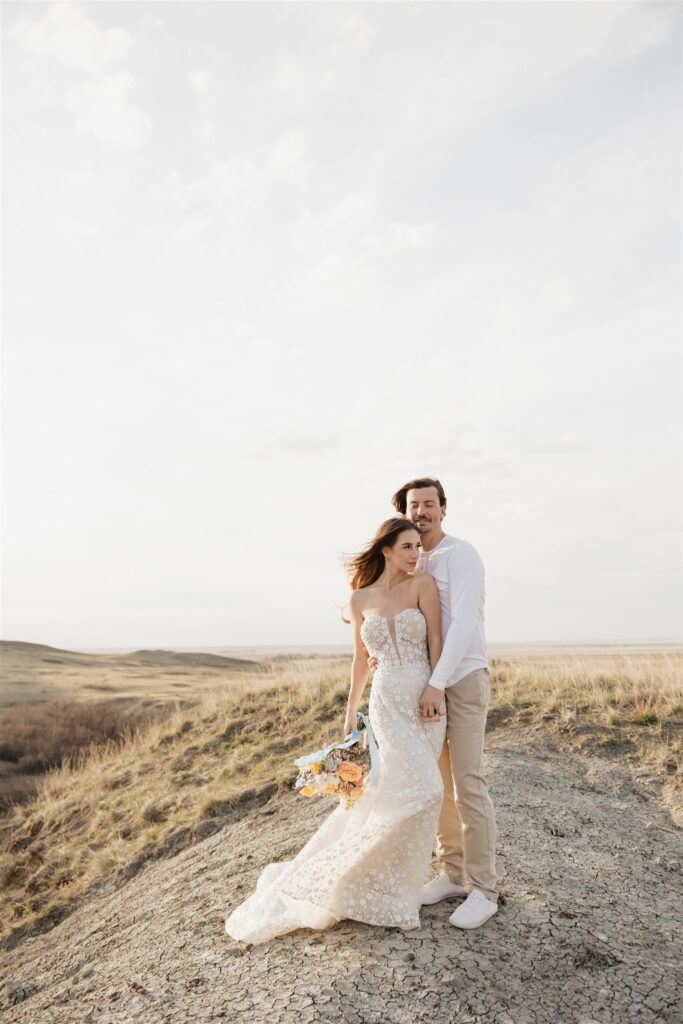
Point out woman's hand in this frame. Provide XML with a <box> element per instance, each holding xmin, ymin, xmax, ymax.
<box><xmin>343</xmin><ymin>711</ymin><xmax>357</xmax><ymax>737</ymax></box>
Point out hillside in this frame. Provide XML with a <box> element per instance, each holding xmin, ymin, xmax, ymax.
<box><xmin>0</xmin><ymin>647</ymin><xmax>680</xmax><ymax>1022</ymax></box>
<box><xmin>0</xmin><ymin>641</ymin><xmax>263</xmax><ymax>710</ymax></box>
<box><xmin>0</xmin><ymin>726</ymin><xmax>680</xmax><ymax>1023</ymax></box>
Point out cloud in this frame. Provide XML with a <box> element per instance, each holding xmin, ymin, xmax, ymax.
<box><xmin>168</xmin><ymin>215</ymin><xmax>212</xmax><ymax>247</ymax></box>
<box><xmin>271</xmin><ymin>249</ymin><xmax>379</xmax><ymax>316</ymax></box>
<box><xmin>391</xmin><ymin>221</ymin><xmax>438</xmax><ymax>250</ymax></box>
<box><xmin>188</xmin><ymin>158</ymin><xmax>268</xmax><ymax>218</ymax></box>
<box><xmin>324</xmin><ymin>192</ymin><xmax>376</xmax><ymax>230</ymax></box>
<box><xmin>267</xmin><ymin>130</ymin><xmax>311</xmax><ymax>185</ymax></box>
<box><xmin>157</xmin><ymin>131</ymin><xmax>311</xmax><ymax>223</ymax></box>
<box><xmin>186</xmin><ymin>67</ymin><xmax>220</xmax><ymax>147</ymax></box>
<box><xmin>11</xmin><ymin>2</ymin><xmax>149</xmax><ymax>148</ymax></box>
<box><xmin>290</xmin><ymin>193</ymin><xmax>436</xmax><ymax>261</ymax></box>
<box><xmin>11</xmin><ymin>2</ymin><xmax>131</xmax><ymax>73</ymax></box>
<box><xmin>66</xmin><ymin>71</ymin><xmax>150</xmax><ymax>147</ymax></box>
<box><xmin>14</xmin><ymin>163</ymin><xmax>128</xmax><ymax>255</ymax></box>
<box><xmin>327</xmin><ymin>11</ymin><xmax>377</xmax><ymax>63</ymax></box>
<box><xmin>264</xmin><ymin>49</ymin><xmax>311</xmax><ymax>98</ymax></box>
<box><xmin>290</xmin><ymin>192</ymin><xmax>375</xmax><ymax>254</ymax></box>
<box><xmin>187</xmin><ymin>68</ymin><xmax>210</xmax><ymax>96</ymax></box>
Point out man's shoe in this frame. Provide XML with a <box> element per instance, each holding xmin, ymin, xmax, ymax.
<box><xmin>449</xmin><ymin>888</ymin><xmax>498</xmax><ymax>929</ymax></box>
<box><xmin>420</xmin><ymin>871</ymin><xmax>468</xmax><ymax>905</ymax></box>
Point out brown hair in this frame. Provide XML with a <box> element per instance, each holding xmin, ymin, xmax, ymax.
<box><xmin>341</xmin><ymin>518</ymin><xmax>420</xmax><ymax>621</ymax></box>
<box><xmin>391</xmin><ymin>476</ymin><xmax>447</xmax><ymax>515</ymax></box>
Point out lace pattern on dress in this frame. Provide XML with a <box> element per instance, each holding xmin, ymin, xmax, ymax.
<box><xmin>224</xmin><ymin>607</ymin><xmax>447</xmax><ymax>945</ymax></box>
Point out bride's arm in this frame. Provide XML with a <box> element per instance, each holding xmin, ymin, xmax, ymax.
<box><xmin>418</xmin><ymin>574</ymin><xmax>442</xmax><ymax>672</ymax></box>
<box><xmin>343</xmin><ymin>594</ymin><xmax>371</xmax><ymax>736</ymax></box>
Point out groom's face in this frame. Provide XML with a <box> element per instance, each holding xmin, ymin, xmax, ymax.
<box><xmin>405</xmin><ymin>487</ymin><xmax>445</xmax><ymax>535</ymax></box>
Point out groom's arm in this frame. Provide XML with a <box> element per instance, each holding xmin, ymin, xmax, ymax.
<box><xmin>426</xmin><ymin>543</ymin><xmax>485</xmax><ymax>691</ymax></box>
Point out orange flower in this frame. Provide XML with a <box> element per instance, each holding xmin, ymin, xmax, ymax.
<box><xmin>337</xmin><ymin>762</ymin><xmax>363</xmax><ymax>784</ymax></box>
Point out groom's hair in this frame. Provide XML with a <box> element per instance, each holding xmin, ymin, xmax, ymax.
<box><xmin>391</xmin><ymin>477</ymin><xmax>447</xmax><ymax>515</ymax></box>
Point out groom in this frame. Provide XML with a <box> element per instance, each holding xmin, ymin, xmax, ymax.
<box><xmin>391</xmin><ymin>476</ymin><xmax>499</xmax><ymax>929</ymax></box>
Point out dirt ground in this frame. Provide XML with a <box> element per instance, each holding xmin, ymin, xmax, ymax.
<box><xmin>1</xmin><ymin>726</ymin><xmax>681</xmax><ymax>1024</ymax></box>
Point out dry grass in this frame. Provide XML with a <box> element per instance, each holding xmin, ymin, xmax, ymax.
<box><xmin>0</xmin><ymin>699</ymin><xmax>167</xmax><ymax>772</ymax></box>
<box><xmin>489</xmin><ymin>649</ymin><xmax>682</xmax><ymax>779</ymax></box>
<box><xmin>0</xmin><ymin>648</ymin><xmax>680</xmax><ymax>950</ymax></box>
<box><xmin>0</xmin><ymin>658</ymin><xmax>350</xmax><ymax>949</ymax></box>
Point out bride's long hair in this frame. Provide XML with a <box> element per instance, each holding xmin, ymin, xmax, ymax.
<box><xmin>341</xmin><ymin>517</ymin><xmax>419</xmax><ymax>622</ymax></box>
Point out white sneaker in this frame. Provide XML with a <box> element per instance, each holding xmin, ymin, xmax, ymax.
<box><xmin>420</xmin><ymin>871</ymin><xmax>468</xmax><ymax>905</ymax></box>
<box><xmin>449</xmin><ymin>888</ymin><xmax>498</xmax><ymax>929</ymax></box>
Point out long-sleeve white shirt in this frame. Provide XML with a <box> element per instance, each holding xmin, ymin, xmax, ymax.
<box><xmin>417</xmin><ymin>533</ymin><xmax>488</xmax><ymax>689</ymax></box>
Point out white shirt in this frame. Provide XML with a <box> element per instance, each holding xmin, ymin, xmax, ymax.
<box><xmin>417</xmin><ymin>532</ymin><xmax>488</xmax><ymax>689</ymax></box>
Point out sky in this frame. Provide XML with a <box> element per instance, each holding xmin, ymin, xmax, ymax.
<box><xmin>1</xmin><ymin>1</ymin><xmax>681</xmax><ymax>650</ymax></box>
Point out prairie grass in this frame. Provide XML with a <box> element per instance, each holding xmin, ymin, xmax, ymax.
<box><xmin>489</xmin><ymin>649</ymin><xmax>682</xmax><ymax>779</ymax></box>
<box><xmin>0</xmin><ymin>699</ymin><xmax>166</xmax><ymax>772</ymax></box>
<box><xmin>0</xmin><ymin>648</ymin><xmax>680</xmax><ymax>950</ymax></box>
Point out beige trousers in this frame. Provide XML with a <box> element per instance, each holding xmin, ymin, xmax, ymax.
<box><xmin>434</xmin><ymin>667</ymin><xmax>498</xmax><ymax>901</ymax></box>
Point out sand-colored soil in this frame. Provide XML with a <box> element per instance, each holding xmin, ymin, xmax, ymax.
<box><xmin>1</xmin><ymin>726</ymin><xmax>680</xmax><ymax>1024</ymax></box>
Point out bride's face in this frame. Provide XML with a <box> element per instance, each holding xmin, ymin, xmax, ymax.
<box><xmin>384</xmin><ymin>529</ymin><xmax>421</xmax><ymax>573</ymax></box>
<box><xmin>405</xmin><ymin>487</ymin><xmax>445</xmax><ymax>534</ymax></box>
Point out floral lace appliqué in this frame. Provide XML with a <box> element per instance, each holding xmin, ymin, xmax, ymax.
<box><xmin>225</xmin><ymin>607</ymin><xmax>447</xmax><ymax>945</ymax></box>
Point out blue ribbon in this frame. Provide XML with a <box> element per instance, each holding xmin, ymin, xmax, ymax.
<box><xmin>293</xmin><ymin>710</ymin><xmax>380</xmax><ymax>788</ymax></box>
<box><xmin>355</xmin><ymin>710</ymin><xmax>380</xmax><ymax>788</ymax></box>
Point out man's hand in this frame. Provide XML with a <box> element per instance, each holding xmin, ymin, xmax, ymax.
<box><xmin>419</xmin><ymin>684</ymin><xmax>446</xmax><ymax>723</ymax></box>
<box><xmin>361</xmin><ymin>643</ymin><xmax>378</xmax><ymax>672</ymax></box>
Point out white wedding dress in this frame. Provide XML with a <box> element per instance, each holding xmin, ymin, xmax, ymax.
<box><xmin>224</xmin><ymin>607</ymin><xmax>447</xmax><ymax>944</ymax></box>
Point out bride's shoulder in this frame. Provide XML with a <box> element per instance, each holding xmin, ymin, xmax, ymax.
<box><xmin>348</xmin><ymin>587</ymin><xmax>369</xmax><ymax>610</ymax></box>
<box><xmin>414</xmin><ymin>573</ymin><xmax>438</xmax><ymax>595</ymax></box>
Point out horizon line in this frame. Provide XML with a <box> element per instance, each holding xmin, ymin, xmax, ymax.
<box><xmin>2</xmin><ymin>638</ymin><xmax>681</xmax><ymax>654</ymax></box>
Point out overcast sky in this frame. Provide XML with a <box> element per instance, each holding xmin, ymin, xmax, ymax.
<box><xmin>2</xmin><ymin>1</ymin><xmax>681</xmax><ymax>650</ymax></box>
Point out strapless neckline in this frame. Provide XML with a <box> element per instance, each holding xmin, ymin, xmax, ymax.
<box><xmin>362</xmin><ymin>607</ymin><xmax>424</xmax><ymax>624</ymax></box>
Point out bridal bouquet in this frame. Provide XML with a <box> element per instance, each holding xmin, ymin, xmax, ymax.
<box><xmin>292</xmin><ymin>711</ymin><xmax>380</xmax><ymax>811</ymax></box>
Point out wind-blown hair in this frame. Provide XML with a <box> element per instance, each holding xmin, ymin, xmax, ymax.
<box><xmin>341</xmin><ymin>518</ymin><xmax>420</xmax><ymax>622</ymax></box>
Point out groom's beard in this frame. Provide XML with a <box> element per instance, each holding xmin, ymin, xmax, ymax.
<box><xmin>412</xmin><ymin>518</ymin><xmax>434</xmax><ymax>532</ymax></box>
<box><xmin>411</xmin><ymin>518</ymin><xmax>444</xmax><ymax>544</ymax></box>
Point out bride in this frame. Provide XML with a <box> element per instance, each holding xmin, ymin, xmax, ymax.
<box><xmin>224</xmin><ymin>517</ymin><xmax>447</xmax><ymax>944</ymax></box>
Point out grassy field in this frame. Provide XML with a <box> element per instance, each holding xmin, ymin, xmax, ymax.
<box><xmin>0</xmin><ymin>640</ymin><xmax>264</xmax><ymax>710</ymax></box>
<box><xmin>0</xmin><ymin>645</ymin><xmax>680</xmax><ymax>950</ymax></box>
<box><xmin>0</xmin><ymin>640</ymin><xmax>266</xmax><ymax>810</ymax></box>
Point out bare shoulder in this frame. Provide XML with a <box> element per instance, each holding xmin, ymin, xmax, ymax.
<box><xmin>416</xmin><ymin>573</ymin><xmax>439</xmax><ymax>595</ymax></box>
<box><xmin>348</xmin><ymin>588</ymin><xmax>369</xmax><ymax>613</ymax></box>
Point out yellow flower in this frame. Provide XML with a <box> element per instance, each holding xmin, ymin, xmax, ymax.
<box><xmin>323</xmin><ymin>783</ymin><xmax>338</xmax><ymax>795</ymax></box>
<box><xmin>310</xmin><ymin>763</ymin><xmax>324</xmax><ymax>775</ymax></box>
<box><xmin>300</xmin><ymin>786</ymin><xmax>317</xmax><ymax>797</ymax></box>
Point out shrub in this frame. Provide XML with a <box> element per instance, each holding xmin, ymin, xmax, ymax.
<box><xmin>0</xmin><ymin>700</ymin><xmax>168</xmax><ymax>772</ymax></box>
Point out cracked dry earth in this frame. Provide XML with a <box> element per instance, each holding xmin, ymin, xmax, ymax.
<box><xmin>2</xmin><ymin>728</ymin><xmax>681</xmax><ymax>1024</ymax></box>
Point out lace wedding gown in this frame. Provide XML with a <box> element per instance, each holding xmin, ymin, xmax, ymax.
<box><xmin>224</xmin><ymin>607</ymin><xmax>446</xmax><ymax>944</ymax></box>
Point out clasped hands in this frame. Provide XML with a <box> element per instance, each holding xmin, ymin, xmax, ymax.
<box><xmin>365</xmin><ymin>652</ymin><xmax>446</xmax><ymax>723</ymax></box>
